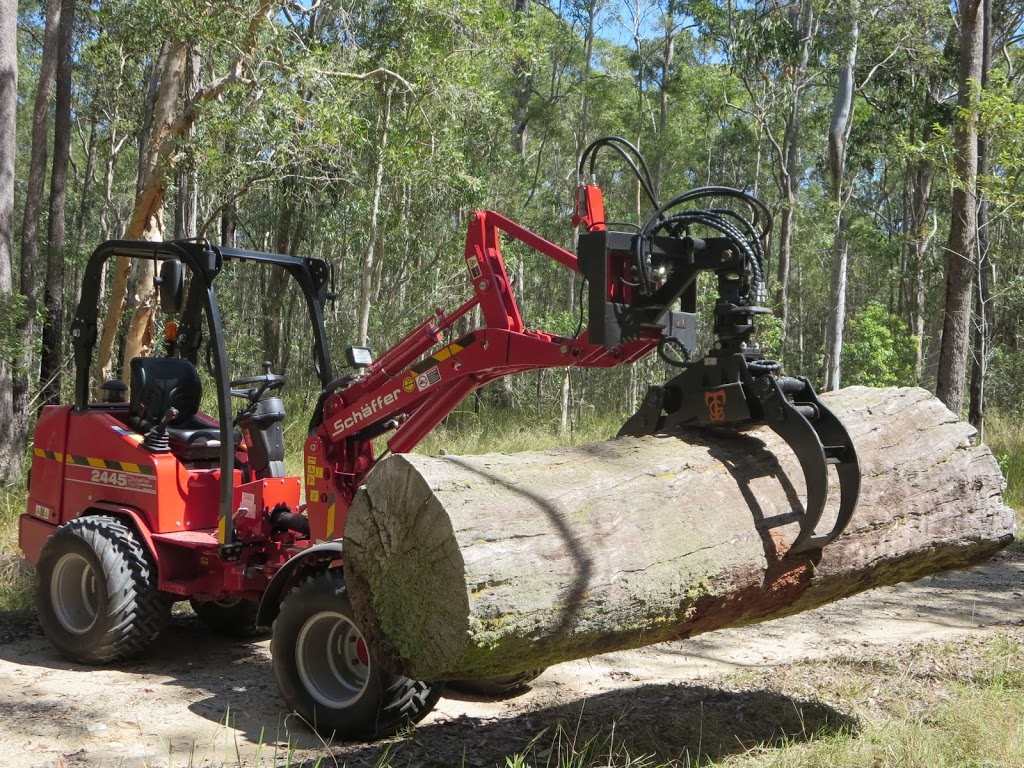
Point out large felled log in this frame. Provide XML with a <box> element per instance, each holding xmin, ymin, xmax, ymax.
<box><xmin>343</xmin><ymin>387</ymin><xmax>1016</xmax><ymax>681</ymax></box>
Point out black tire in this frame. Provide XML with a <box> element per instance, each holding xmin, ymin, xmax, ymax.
<box><xmin>447</xmin><ymin>668</ymin><xmax>546</xmax><ymax>697</ymax></box>
<box><xmin>189</xmin><ymin>597</ymin><xmax>265</xmax><ymax>638</ymax></box>
<box><xmin>271</xmin><ymin>570</ymin><xmax>443</xmax><ymax>740</ymax></box>
<box><xmin>36</xmin><ymin>515</ymin><xmax>171</xmax><ymax>664</ymax></box>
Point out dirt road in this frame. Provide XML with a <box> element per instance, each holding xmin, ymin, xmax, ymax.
<box><xmin>2</xmin><ymin>545</ymin><xmax>1022</xmax><ymax>768</ymax></box>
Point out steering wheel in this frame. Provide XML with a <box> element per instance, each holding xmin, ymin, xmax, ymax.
<box><xmin>230</xmin><ymin>361</ymin><xmax>286</xmax><ymax>405</ymax></box>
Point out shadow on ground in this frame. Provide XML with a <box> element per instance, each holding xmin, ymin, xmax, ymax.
<box><xmin>288</xmin><ymin>681</ymin><xmax>857</xmax><ymax>768</ymax></box>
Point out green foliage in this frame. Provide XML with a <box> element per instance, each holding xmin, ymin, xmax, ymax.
<box><xmin>0</xmin><ymin>485</ymin><xmax>32</xmax><ymax>617</ymax></box>
<box><xmin>841</xmin><ymin>302</ymin><xmax>916</xmax><ymax>388</ymax></box>
<box><xmin>986</xmin><ymin>412</ymin><xmax>1024</xmax><ymax>514</ymax></box>
<box><xmin>0</xmin><ymin>293</ymin><xmax>26</xmax><ymax>366</ymax></box>
<box><xmin>986</xmin><ymin>347</ymin><xmax>1024</xmax><ymax>414</ymax></box>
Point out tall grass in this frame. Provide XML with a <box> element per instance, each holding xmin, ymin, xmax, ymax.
<box><xmin>985</xmin><ymin>411</ymin><xmax>1024</xmax><ymax>514</ymax></box>
<box><xmin>0</xmin><ymin>483</ymin><xmax>32</xmax><ymax>616</ymax></box>
<box><xmin>415</xmin><ymin>405</ymin><xmax>626</xmax><ymax>456</ymax></box>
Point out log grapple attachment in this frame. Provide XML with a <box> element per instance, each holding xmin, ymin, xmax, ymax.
<box><xmin>618</xmin><ymin>356</ymin><xmax>861</xmax><ymax>555</ymax></box>
<box><xmin>577</xmin><ymin>137</ymin><xmax>862</xmax><ymax>554</ymax></box>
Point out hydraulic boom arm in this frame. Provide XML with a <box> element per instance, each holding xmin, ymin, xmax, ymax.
<box><xmin>308</xmin><ymin>137</ymin><xmax>861</xmax><ymax>555</ymax></box>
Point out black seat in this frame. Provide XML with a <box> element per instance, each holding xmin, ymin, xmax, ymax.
<box><xmin>128</xmin><ymin>357</ymin><xmax>237</xmax><ymax>462</ymax></box>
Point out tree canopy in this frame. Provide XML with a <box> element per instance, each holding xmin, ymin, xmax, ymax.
<box><xmin>1</xmin><ymin>0</ymin><xmax>1022</xmax><ymax>480</ymax></box>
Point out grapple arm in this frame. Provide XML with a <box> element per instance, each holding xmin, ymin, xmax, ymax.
<box><xmin>619</xmin><ymin>356</ymin><xmax>861</xmax><ymax>555</ymax></box>
<box><xmin>582</xmin><ymin>170</ymin><xmax>862</xmax><ymax>555</ymax></box>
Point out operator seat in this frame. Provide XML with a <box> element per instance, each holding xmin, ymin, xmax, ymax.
<box><xmin>128</xmin><ymin>357</ymin><xmax>238</xmax><ymax>462</ymax></box>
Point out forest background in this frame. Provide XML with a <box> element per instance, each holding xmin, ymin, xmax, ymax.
<box><xmin>0</xmin><ymin>0</ymin><xmax>1021</xmax><ymax>484</ymax></box>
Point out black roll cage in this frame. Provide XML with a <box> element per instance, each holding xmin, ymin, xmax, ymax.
<box><xmin>70</xmin><ymin>239</ymin><xmax>335</xmax><ymax>553</ymax></box>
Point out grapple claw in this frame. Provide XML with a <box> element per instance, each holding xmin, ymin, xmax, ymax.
<box><xmin>752</xmin><ymin>376</ymin><xmax>861</xmax><ymax>554</ymax></box>
<box><xmin>617</xmin><ymin>359</ymin><xmax>861</xmax><ymax>555</ymax></box>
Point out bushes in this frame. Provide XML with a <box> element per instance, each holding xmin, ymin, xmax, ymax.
<box><xmin>842</xmin><ymin>302</ymin><xmax>916</xmax><ymax>388</ymax></box>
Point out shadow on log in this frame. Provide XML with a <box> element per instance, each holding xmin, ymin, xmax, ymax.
<box><xmin>343</xmin><ymin>387</ymin><xmax>1016</xmax><ymax>681</ymax></box>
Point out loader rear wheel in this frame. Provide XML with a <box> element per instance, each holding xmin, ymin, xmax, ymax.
<box><xmin>189</xmin><ymin>597</ymin><xmax>264</xmax><ymax>638</ymax></box>
<box><xmin>36</xmin><ymin>515</ymin><xmax>170</xmax><ymax>664</ymax></box>
<box><xmin>271</xmin><ymin>570</ymin><xmax>442</xmax><ymax>740</ymax></box>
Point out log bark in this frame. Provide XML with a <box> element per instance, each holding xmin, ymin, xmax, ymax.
<box><xmin>343</xmin><ymin>387</ymin><xmax>1015</xmax><ymax>681</ymax></box>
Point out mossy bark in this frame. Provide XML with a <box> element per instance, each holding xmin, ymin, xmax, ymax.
<box><xmin>343</xmin><ymin>387</ymin><xmax>1016</xmax><ymax>681</ymax></box>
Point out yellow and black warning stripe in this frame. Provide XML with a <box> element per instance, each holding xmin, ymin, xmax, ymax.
<box><xmin>60</xmin><ymin>452</ymin><xmax>156</xmax><ymax>475</ymax></box>
<box><xmin>33</xmin><ymin>447</ymin><xmax>64</xmax><ymax>462</ymax></box>
<box><xmin>410</xmin><ymin>333</ymin><xmax>476</xmax><ymax>375</ymax></box>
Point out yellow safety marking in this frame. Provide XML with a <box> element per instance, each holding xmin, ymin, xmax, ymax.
<box><xmin>65</xmin><ymin>453</ymin><xmax>155</xmax><ymax>475</ymax></box>
<box><xmin>218</xmin><ymin>515</ymin><xmax>227</xmax><ymax>545</ymax></box>
<box><xmin>432</xmin><ymin>342</ymin><xmax>465</xmax><ymax>364</ymax></box>
<box><xmin>326</xmin><ymin>497</ymin><xmax>337</xmax><ymax>540</ymax></box>
<box><xmin>33</xmin><ymin>448</ymin><xmax>64</xmax><ymax>462</ymax></box>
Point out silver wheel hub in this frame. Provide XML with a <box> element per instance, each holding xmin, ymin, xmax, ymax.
<box><xmin>51</xmin><ymin>553</ymin><xmax>100</xmax><ymax>634</ymax></box>
<box><xmin>295</xmin><ymin>610</ymin><xmax>371</xmax><ymax>709</ymax></box>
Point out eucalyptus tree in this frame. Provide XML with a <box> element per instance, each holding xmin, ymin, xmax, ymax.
<box><xmin>0</xmin><ymin>0</ymin><xmax>19</xmax><ymax>480</ymax></box>
<box><xmin>936</xmin><ymin>0</ymin><xmax>986</xmax><ymax>414</ymax></box>
<box><xmin>822</xmin><ymin>0</ymin><xmax>859</xmax><ymax>391</ymax></box>
<box><xmin>19</xmin><ymin>0</ymin><xmax>62</xmax><ymax>414</ymax></box>
<box><xmin>698</xmin><ymin>0</ymin><xmax>822</xmax><ymax>351</ymax></box>
<box><xmin>39</xmin><ymin>0</ymin><xmax>78</xmax><ymax>405</ymax></box>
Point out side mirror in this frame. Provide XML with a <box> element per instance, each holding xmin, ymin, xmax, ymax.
<box><xmin>158</xmin><ymin>260</ymin><xmax>184</xmax><ymax>315</ymax></box>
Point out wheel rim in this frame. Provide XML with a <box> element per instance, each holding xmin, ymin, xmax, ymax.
<box><xmin>295</xmin><ymin>610</ymin><xmax>371</xmax><ymax>709</ymax></box>
<box><xmin>50</xmin><ymin>553</ymin><xmax>100</xmax><ymax>634</ymax></box>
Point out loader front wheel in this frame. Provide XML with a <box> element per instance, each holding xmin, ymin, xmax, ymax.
<box><xmin>271</xmin><ymin>570</ymin><xmax>442</xmax><ymax>740</ymax></box>
<box><xmin>36</xmin><ymin>515</ymin><xmax>170</xmax><ymax>664</ymax></box>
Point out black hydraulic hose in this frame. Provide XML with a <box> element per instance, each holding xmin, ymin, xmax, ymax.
<box><xmin>578</xmin><ymin>135</ymin><xmax>660</xmax><ymax>211</ymax></box>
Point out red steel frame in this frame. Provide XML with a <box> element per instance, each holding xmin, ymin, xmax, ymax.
<box><xmin>22</xmin><ymin>196</ymin><xmax>663</xmax><ymax>597</ymax></box>
<box><xmin>304</xmin><ymin>203</ymin><xmax>659</xmax><ymax>540</ymax></box>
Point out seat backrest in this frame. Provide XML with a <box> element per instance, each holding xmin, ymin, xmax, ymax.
<box><xmin>128</xmin><ymin>357</ymin><xmax>202</xmax><ymax>433</ymax></box>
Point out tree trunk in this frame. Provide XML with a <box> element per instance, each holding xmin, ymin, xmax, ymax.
<box><xmin>96</xmin><ymin>43</ymin><xmax>180</xmax><ymax>382</ymax></box>
<box><xmin>174</xmin><ymin>45</ymin><xmax>201</xmax><ymax>240</ymax></box>
<box><xmin>823</xmin><ymin>9</ymin><xmax>858</xmax><ymax>391</ymax></box>
<box><xmin>773</xmin><ymin>1</ymin><xmax>814</xmax><ymax>345</ymax></box>
<box><xmin>38</xmin><ymin>0</ymin><xmax>77</xmax><ymax>407</ymax></box>
<box><xmin>18</xmin><ymin>0</ymin><xmax>63</xmax><ymax>414</ymax></box>
<box><xmin>910</xmin><ymin>117</ymin><xmax>935</xmax><ymax>382</ymax></box>
<box><xmin>968</xmin><ymin>0</ymin><xmax>993</xmax><ymax>434</ymax></box>
<box><xmin>356</xmin><ymin>86</ymin><xmax>393</xmax><ymax>347</ymax></box>
<box><xmin>936</xmin><ymin>0</ymin><xmax>984</xmax><ymax>414</ymax></box>
<box><xmin>344</xmin><ymin>387</ymin><xmax>1014</xmax><ymax>681</ymax></box>
<box><xmin>0</xmin><ymin>0</ymin><xmax>20</xmax><ymax>481</ymax></box>
<box><xmin>654</xmin><ymin>0</ymin><xmax>677</xmax><ymax>200</ymax></box>
<box><xmin>95</xmin><ymin>2</ymin><xmax>273</xmax><ymax>384</ymax></box>
<box><xmin>119</xmin><ymin>43</ymin><xmax>188</xmax><ymax>385</ymax></box>
<box><xmin>262</xmin><ymin>184</ymin><xmax>297</xmax><ymax>371</ymax></box>
<box><xmin>511</xmin><ymin>0</ymin><xmax>532</xmax><ymax>157</ymax></box>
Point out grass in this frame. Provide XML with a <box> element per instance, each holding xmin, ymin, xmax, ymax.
<box><xmin>705</xmin><ymin>632</ymin><xmax>1024</xmax><ymax>768</ymax></box>
<box><xmin>414</xmin><ymin>405</ymin><xmax>626</xmax><ymax>456</ymax></box>
<box><xmin>986</xmin><ymin>412</ymin><xmax>1024</xmax><ymax>513</ymax></box>
<box><xmin>0</xmin><ymin>482</ymin><xmax>32</xmax><ymax>617</ymax></box>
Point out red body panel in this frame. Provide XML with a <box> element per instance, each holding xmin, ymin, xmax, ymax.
<box><xmin>18</xmin><ymin>514</ymin><xmax>54</xmax><ymax>565</ymax></box>
<box><xmin>58</xmin><ymin>409</ymin><xmax>228</xmax><ymax>533</ymax></box>
<box><xmin>27</xmin><ymin>405</ymin><xmax>71</xmax><ymax>526</ymax></box>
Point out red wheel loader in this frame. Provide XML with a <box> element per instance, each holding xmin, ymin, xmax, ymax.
<box><xmin>19</xmin><ymin>137</ymin><xmax>860</xmax><ymax>740</ymax></box>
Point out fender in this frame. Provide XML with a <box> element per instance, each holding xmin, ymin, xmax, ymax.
<box><xmin>83</xmin><ymin>503</ymin><xmax>157</xmax><ymax>561</ymax></box>
<box><xmin>256</xmin><ymin>540</ymin><xmax>345</xmax><ymax>627</ymax></box>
